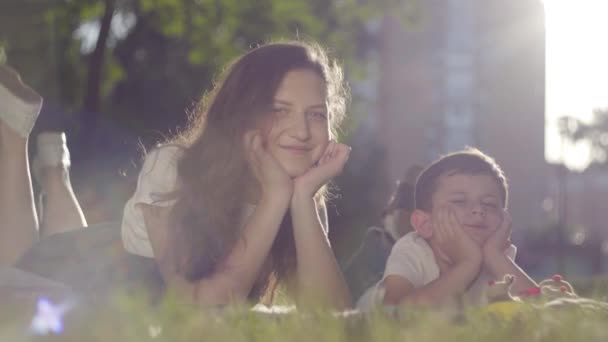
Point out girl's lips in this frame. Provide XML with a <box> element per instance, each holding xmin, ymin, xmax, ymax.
<box><xmin>280</xmin><ymin>145</ymin><xmax>311</xmax><ymax>153</ymax></box>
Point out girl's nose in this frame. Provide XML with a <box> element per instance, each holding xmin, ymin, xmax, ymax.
<box><xmin>289</xmin><ymin>113</ymin><xmax>311</xmax><ymax>141</ymax></box>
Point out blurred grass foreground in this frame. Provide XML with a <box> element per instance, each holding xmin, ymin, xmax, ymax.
<box><xmin>1</xmin><ymin>282</ymin><xmax>608</xmax><ymax>342</ymax></box>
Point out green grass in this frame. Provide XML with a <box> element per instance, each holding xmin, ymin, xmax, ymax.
<box><xmin>2</xmin><ymin>276</ymin><xmax>608</xmax><ymax>342</ymax></box>
<box><xmin>1</xmin><ymin>290</ymin><xmax>607</xmax><ymax>342</ymax></box>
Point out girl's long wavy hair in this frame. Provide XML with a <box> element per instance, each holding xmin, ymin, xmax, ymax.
<box><xmin>165</xmin><ymin>40</ymin><xmax>349</xmax><ymax>302</ymax></box>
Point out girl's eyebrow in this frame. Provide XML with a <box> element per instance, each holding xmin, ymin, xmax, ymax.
<box><xmin>273</xmin><ymin>99</ymin><xmax>326</xmax><ymax>109</ymax></box>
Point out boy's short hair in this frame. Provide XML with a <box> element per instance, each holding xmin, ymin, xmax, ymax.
<box><xmin>414</xmin><ymin>148</ymin><xmax>508</xmax><ymax>211</ymax></box>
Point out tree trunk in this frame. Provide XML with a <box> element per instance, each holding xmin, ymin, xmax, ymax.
<box><xmin>81</xmin><ymin>0</ymin><xmax>115</xmax><ymax>147</ymax></box>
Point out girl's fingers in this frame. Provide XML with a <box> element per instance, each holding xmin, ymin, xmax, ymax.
<box><xmin>244</xmin><ymin>131</ymin><xmax>266</xmax><ymax>173</ymax></box>
<box><xmin>243</xmin><ymin>131</ymin><xmax>257</xmax><ymax>152</ymax></box>
<box><xmin>318</xmin><ymin>142</ymin><xmax>332</xmax><ymax>166</ymax></box>
<box><xmin>317</xmin><ymin>141</ymin><xmax>336</xmax><ymax>167</ymax></box>
<box><xmin>328</xmin><ymin>141</ymin><xmax>338</xmax><ymax>159</ymax></box>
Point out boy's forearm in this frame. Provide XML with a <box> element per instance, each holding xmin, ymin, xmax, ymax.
<box><xmin>484</xmin><ymin>252</ymin><xmax>537</xmax><ymax>294</ymax></box>
<box><xmin>400</xmin><ymin>260</ymin><xmax>480</xmax><ymax>307</ymax></box>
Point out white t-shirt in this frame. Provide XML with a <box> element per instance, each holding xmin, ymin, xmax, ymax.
<box><xmin>121</xmin><ymin>145</ymin><xmax>184</xmax><ymax>257</ymax></box>
<box><xmin>121</xmin><ymin>144</ymin><xmax>329</xmax><ymax>258</ymax></box>
<box><xmin>357</xmin><ymin>231</ymin><xmax>517</xmax><ymax>310</ymax></box>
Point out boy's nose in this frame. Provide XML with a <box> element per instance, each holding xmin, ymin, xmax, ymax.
<box><xmin>471</xmin><ymin>205</ymin><xmax>486</xmax><ymax>217</ymax></box>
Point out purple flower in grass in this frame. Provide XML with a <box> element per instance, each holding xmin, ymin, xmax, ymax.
<box><xmin>30</xmin><ymin>297</ymin><xmax>67</xmax><ymax>335</ymax></box>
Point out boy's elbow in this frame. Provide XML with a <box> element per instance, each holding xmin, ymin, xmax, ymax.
<box><xmin>383</xmin><ymin>289</ymin><xmax>404</xmax><ymax>306</ymax></box>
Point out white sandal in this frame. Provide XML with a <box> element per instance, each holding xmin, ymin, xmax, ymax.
<box><xmin>31</xmin><ymin>132</ymin><xmax>71</xmax><ymax>185</ymax></box>
<box><xmin>0</xmin><ymin>65</ymin><xmax>43</xmax><ymax>137</ymax></box>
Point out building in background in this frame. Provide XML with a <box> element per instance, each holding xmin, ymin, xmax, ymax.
<box><xmin>373</xmin><ymin>0</ymin><xmax>547</xmax><ymax>236</ymax></box>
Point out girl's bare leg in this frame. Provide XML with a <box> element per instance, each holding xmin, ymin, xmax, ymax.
<box><xmin>0</xmin><ymin>65</ymin><xmax>41</xmax><ymax>265</ymax></box>
<box><xmin>35</xmin><ymin>133</ymin><xmax>87</xmax><ymax>236</ymax></box>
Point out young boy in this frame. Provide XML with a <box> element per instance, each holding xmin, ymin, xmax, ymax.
<box><xmin>381</xmin><ymin>148</ymin><xmax>537</xmax><ymax>307</ymax></box>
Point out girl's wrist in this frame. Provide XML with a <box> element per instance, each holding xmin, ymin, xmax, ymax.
<box><xmin>291</xmin><ymin>187</ymin><xmax>317</xmax><ymax>205</ymax></box>
<box><xmin>260</xmin><ymin>189</ymin><xmax>292</xmax><ymax>207</ymax></box>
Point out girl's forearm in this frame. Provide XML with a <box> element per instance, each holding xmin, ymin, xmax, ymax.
<box><xmin>290</xmin><ymin>194</ymin><xmax>352</xmax><ymax>309</ymax></box>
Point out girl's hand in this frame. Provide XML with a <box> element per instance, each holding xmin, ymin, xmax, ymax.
<box><xmin>293</xmin><ymin>141</ymin><xmax>351</xmax><ymax>198</ymax></box>
<box><xmin>483</xmin><ymin>210</ymin><xmax>512</xmax><ymax>258</ymax></box>
<box><xmin>244</xmin><ymin>131</ymin><xmax>293</xmax><ymax>201</ymax></box>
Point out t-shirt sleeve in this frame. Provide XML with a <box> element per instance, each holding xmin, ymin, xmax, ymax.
<box><xmin>132</xmin><ymin>145</ymin><xmax>182</xmax><ymax>208</ymax></box>
<box><xmin>506</xmin><ymin>244</ymin><xmax>517</xmax><ymax>261</ymax></box>
<box><xmin>382</xmin><ymin>236</ymin><xmax>426</xmax><ymax>288</ymax></box>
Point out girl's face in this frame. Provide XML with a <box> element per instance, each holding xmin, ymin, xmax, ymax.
<box><xmin>261</xmin><ymin>69</ymin><xmax>330</xmax><ymax>177</ymax></box>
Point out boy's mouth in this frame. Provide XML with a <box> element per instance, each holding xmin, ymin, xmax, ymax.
<box><xmin>463</xmin><ymin>224</ymin><xmax>488</xmax><ymax>231</ymax></box>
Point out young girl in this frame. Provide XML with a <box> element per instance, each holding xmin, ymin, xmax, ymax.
<box><xmin>1</xmin><ymin>41</ymin><xmax>353</xmax><ymax>309</ymax></box>
<box><xmin>122</xmin><ymin>40</ymin><xmax>353</xmax><ymax>308</ymax></box>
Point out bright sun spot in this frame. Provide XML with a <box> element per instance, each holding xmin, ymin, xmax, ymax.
<box><xmin>544</xmin><ymin>0</ymin><xmax>608</xmax><ymax>171</ymax></box>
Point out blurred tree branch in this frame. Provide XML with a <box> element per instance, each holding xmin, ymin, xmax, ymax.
<box><xmin>559</xmin><ymin>108</ymin><xmax>608</xmax><ymax>165</ymax></box>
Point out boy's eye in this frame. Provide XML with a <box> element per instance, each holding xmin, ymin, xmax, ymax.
<box><xmin>449</xmin><ymin>199</ymin><xmax>466</xmax><ymax>205</ymax></box>
<box><xmin>482</xmin><ymin>202</ymin><xmax>499</xmax><ymax>209</ymax></box>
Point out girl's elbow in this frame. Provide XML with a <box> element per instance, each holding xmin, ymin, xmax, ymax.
<box><xmin>193</xmin><ymin>280</ymin><xmax>249</xmax><ymax>307</ymax></box>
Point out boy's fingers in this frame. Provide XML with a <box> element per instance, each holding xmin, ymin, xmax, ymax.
<box><xmin>447</xmin><ymin>208</ymin><xmax>461</xmax><ymax>238</ymax></box>
<box><xmin>436</xmin><ymin>206</ymin><xmax>450</xmax><ymax>242</ymax></box>
<box><xmin>500</xmin><ymin>211</ymin><xmax>513</xmax><ymax>240</ymax></box>
<box><xmin>501</xmin><ymin>210</ymin><xmax>512</xmax><ymax>230</ymax></box>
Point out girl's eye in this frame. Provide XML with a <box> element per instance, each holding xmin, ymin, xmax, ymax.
<box><xmin>483</xmin><ymin>202</ymin><xmax>499</xmax><ymax>209</ymax></box>
<box><xmin>308</xmin><ymin>111</ymin><xmax>327</xmax><ymax>120</ymax></box>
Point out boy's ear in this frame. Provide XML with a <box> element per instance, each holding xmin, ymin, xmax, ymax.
<box><xmin>411</xmin><ymin>209</ymin><xmax>433</xmax><ymax>239</ymax></box>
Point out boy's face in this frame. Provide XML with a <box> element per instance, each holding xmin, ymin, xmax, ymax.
<box><xmin>430</xmin><ymin>172</ymin><xmax>504</xmax><ymax>245</ymax></box>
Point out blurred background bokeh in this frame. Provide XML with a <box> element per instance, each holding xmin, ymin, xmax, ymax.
<box><xmin>1</xmin><ymin>0</ymin><xmax>607</xmax><ymax>284</ymax></box>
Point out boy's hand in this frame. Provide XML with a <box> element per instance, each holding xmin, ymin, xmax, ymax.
<box><xmin>432</xmin><ymin>206</ymin><xmax>482</xmax><ymax>266</ymax></box>
<box><xmin>539</xmin><ymin>274</ymin><xmax>578</xmax><ymax>300</ymax></box>
<box><xmin>244</xmin><ymin>131</ymin><xmax>293</xmax><ymax>201</ymax></box>
<box><xmin>293</xmin><ymin>141</ymin><xmax>351</xmax><ymax>199</ymax></box>
<box><xmin>483</xmin><ymin>210</ymin><xmax>512</xmax><ymax>262</ymax></box>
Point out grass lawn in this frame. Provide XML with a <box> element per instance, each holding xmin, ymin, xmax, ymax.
<box><xmin>0</xmin><ymin>277</ymin><xmax>607</xmax><ymax>342</ymax></box>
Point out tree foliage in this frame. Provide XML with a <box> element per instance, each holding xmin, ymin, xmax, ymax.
<box><xmin>559</xmin><ymin>108</ymin><xmax>608</xmax><ymax>165</ymax></box>
<box><xmin>39</xmin><ymin>0</ymin><xmax>420</xmax><ymax>145</ymax></box>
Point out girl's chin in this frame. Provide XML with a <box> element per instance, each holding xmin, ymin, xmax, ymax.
<box><xmin>282</xmin><ymin>163</ymin><xmax>315</xmax><ymax>178</ymax></box>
